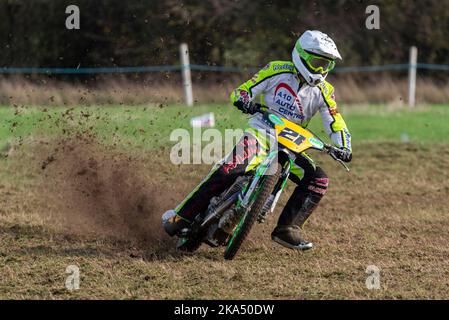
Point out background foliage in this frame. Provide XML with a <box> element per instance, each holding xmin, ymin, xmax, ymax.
<box><xmin>1</xmin><ymin>0</ymin><xmax>448</xmax><ymax>69</ymax></box>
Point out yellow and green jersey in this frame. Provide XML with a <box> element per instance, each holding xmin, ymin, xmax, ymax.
<box><xmin>230</xmin><ymin>61</ymin><xmax>352</xmax><ymax>151</ymax></box>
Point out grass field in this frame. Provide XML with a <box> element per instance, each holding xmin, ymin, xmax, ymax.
<box><xmin>1</xmin><ymin>104</ymin><xmax>449</xmax><ymax>299</ymax></box>
<box><xmin>2</xmin><ymin>104</ymin><xmax>449</xmax><ymax>150</ymax></box>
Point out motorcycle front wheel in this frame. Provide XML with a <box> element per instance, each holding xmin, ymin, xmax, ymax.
<box><xmin>223</xmin><ymin>163</ymin><xmax>282</xmax><ymax>260</ymax></box>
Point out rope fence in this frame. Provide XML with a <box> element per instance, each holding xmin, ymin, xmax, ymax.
<box><xmin>0</xmin><ymin>63</ymin><xmax>448</xmax><ymax>75</ymax></box>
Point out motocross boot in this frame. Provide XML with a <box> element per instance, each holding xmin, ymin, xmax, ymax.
<box><xmin>271</xmin><ymin>186</ymin><xmax>323</xmax><ymax>251</ymax></box>
<box><xmin>162</xmin><ymin>209</ymin><xmax>191</xmax><ymax>237</ymax></box>
<box><xmin>271</xmin><ymin>225</ymin><xmax>313</xmax><ymax>250</ymax></box>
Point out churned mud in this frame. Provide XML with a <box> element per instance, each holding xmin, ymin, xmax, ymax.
<box><xmin>37</xmin><ymin>135</ymin><xmax>173</xmax><ymax>246</ymax></box>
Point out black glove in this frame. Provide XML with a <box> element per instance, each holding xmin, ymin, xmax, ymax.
<box><xmin>329</xmin><ymin>147</ymin><xmax>352</xmax><ymax>163</ymax></box>
<box><xmin>233</xmin><ymin>98</ymin><xmax>257</xmax><ymax>115</ymax></box>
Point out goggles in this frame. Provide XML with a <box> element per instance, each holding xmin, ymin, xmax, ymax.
<box><xmin>296</xmin><ymin>43</ymin><xmax>336</xmax><ymax>74</ymax></box>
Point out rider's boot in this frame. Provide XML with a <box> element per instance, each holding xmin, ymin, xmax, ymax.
<box><xmin>271</xmin><ymin>189</ymin><xmax>315</xmax><ymax>250</ymax></box>
<box><xmin>162</xmin><ymin>210</ymin><xmax>202</xmax><ymax>252</ymax></box>
<box><xmin>271</xmin><ymin>178</ymin><xmax>327</xmax><ymax>250</ymax></box>
<box><xmin>162</xmin><ymin>210</ymin><xmax>191</xmax><ymax>237</ymax></box>
<box><xmin>271</xmin><ymin>225</ymin><xmax>313</xmax><ymax>250</ymax></box>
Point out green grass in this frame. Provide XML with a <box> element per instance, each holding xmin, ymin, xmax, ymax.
<box><xmin>327</xmin><ymin>104</ymin><xmax>449</xmax><ymax>143</ymax></box>
<box><xmin>1</xmin><ymin>104</ymin><xmax>449</xmax><ymax>153</ymax></box>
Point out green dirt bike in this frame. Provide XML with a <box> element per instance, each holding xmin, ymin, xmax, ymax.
<box><xmin>177</xmin><ymin>105</ymin><xmax>349</xmax><ymax>260</ymax></box>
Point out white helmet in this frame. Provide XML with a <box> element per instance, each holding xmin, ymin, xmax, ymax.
<box><xmin>292</xmin><ymin>30</ymin><xmax>342</xmax><ymax>86</ymax></box>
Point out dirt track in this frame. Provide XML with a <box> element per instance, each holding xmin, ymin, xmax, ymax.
<box><xmin>1</xmin><ymin>134</ymin><xmax>449</xmax><ymax>299</ymax></box>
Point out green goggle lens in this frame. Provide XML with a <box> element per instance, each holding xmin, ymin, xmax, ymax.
<box><xmin>308</xmin><ymin>57</ymin><xmax>333</xmax><ymax>72</ymax></box>
<box><xmin>296</xmin><ymin>43</ymin><xmax>335</xmax><ymax>74</ymax></box>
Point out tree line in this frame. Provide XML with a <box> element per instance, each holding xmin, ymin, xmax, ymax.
<box><xmin>0</xmin><ymin>0</ymin><xmax>447</xmax><ymax>72</ymax></box>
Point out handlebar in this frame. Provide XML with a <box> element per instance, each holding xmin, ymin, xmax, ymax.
<box><xmin>324</xmin><ymin>144</ymin><xmax>350</xmax><ymax>172</ymax></box>
<box><xmin>253</xmin><ymin>103</ymin><xmax>350</xmax><ymax>172</ymax></box>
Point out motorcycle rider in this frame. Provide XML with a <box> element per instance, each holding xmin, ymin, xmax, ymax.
<box><xmin>162</xmin><ymin>30</ymin><xmax>352</xmax><ymax>250</ymax></box>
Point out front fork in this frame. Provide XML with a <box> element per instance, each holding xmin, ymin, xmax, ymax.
<box><xmin>238</xmin><ymin>150</ymin><xmax>279</xmax><ymax>210</ymax></box>
<box><xmin>257</xmin><ymin>156</ymin><xmax>292</xmax><ymax>222</ymax></box>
